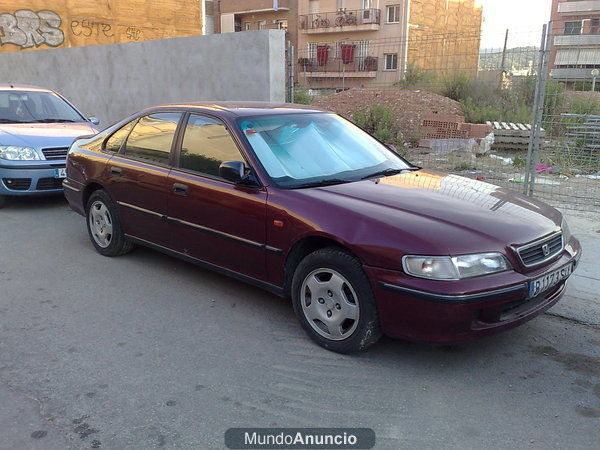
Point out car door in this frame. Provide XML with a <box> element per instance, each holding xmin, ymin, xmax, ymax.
<box><xmin>166</xmin><ymin>113</ymin><xmax>269</xmax><ymax>280</ymax></box>
<box><xmin>106</xmin><ymin>111</ymin><xmax>183</xmax><ymax>248</ymax></box>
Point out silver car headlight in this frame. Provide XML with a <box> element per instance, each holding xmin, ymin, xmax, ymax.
<box><xmin>0</xmin><ymin>146</ymin><xmax>41</xmax><ymax>161</ymax></box>
<box><xmin>403</xmin><ymin>253</ymin><xmax>511</xmax><ymax>280</ymax></box>
<box><xmin>561</xmin><ymin>216</ymin><xmax>571</xmax><ymax>243</ymax></box>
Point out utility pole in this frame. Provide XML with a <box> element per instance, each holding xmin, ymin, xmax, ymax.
<box><xmin>500</xmin><ymin>28</ymin><xmax>509</xmax><ymax>89</ymax></box>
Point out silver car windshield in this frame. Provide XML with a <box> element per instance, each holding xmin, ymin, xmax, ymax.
<box><xmin>237</xmin><ymin>113</ymin><xmax>411</xmax><ymax>188</ymax></box>
<box><xmin>0</xmin><ymin>90</ymin><xmax>84</xmax><ymax>124</ymax></box>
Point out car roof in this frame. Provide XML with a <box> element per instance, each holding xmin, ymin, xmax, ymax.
<box><xmin>141</xmin><ymin>101</ymin><xmax>329</xmax><ymax>117</ymax></box>
<box><xmin>0</xmin><ymin>84</ymin><xmax>53</xmax><ymax>92</ymax></box>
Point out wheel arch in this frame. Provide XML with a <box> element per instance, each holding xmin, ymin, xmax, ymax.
<box><xmin>82</xmin><ymin>181</ymin><xmax>110</xmax><ymax>212</ymax></box>
<box><xmin>283</xmin><ymin>234</ymin><xmax>363</xmax><ymax>298</ymax></box>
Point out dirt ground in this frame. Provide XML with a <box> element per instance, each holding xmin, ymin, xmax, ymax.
<box><xmin>313</xmin><ymin>88</ymin><xmax>461</xmax><ymax>140</ymax></box>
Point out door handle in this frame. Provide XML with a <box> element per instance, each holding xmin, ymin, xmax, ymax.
<box><xmin>173</xmin><ymin>183</ymin><xmax>189</xmax><ymax>195</ymax></box>
<box><xmin>110</xmin><ymin>166</ymin><xmax>122</xmax><ymax>176</ymax></box>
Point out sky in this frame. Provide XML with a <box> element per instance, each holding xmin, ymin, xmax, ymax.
<box><xmin>479</xmin><ymin>0</ymin><xmax>552</xmax><ymax>49</ymax></box>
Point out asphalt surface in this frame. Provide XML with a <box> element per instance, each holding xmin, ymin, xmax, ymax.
<box><xmin>0</xmin><ymin>196</ymin><xmax>598</xmax><ymax>449</ymax></box>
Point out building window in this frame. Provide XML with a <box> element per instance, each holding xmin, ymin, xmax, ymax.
<box><xmin>384</xmin><ymin>53</ymin><xmax>398</xmax><ymax>70</ymax></box>
<box><xmin>564</xmin><ymin>21</ymin><xmax>582</xmax><ymax>36</ymax></box>
<box><xmin>244</xmin><ymin>22</ymin><xmax>251</xmax><ymax>31</ymax></box>
<box><xmin>258</xmin><ymin>21</ymin><xmax>266</xmax><ymax>30</ymax></box>
<box><xmin>387</xmin><ymin>5</ymin><xmax>401</xmax><ymax>23</ymax></box>
<box><xmin>337</xmin><ymin>0</ymin><xmax>345</xmax><ymax>10</ymax></box>
<box><xmin>591</xmin><ymin>18</ymin><xmax>600</xmax><ymax>35</ymax></box>
<box><xmin>362</xmin><ymin>0</ymin><xmax>372</xmax><ymax>10</ymax></box>
<box><xmin>275</xmin><ymin>19</ymin><xmax>288</xmax><ymax>31</ymax></box>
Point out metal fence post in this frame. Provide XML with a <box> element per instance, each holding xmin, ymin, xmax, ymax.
<box><xmin>524</xmin><ymin>24</ymin><xmax>551</xmax><ymax>197</ymax></box>
<box><xmin>286</xmin><ymin>40</ymin><xmax>295</xmax><ymax>103</ymax></box>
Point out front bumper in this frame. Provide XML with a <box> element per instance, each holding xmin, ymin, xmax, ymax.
<box><xmin>365</xmin><ymin>237</ymin><xmax>582</xmax><ymax>344</ymax></box>
<box><xmin>0</xmin><ymin>163</ymin><xmax>66</xmax><ymax>195</ymax></box>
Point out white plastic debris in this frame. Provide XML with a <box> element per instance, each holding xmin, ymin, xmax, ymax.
<box><xmin>490</xmin><ymin>154</ymin><xmax>514</xmax><ymax>165</ymax></box>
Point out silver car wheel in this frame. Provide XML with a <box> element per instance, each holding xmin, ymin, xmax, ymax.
<box><xmin>300</xmin><ymin>268</ymin><xmax>360</xmax><ymax>341</ymax></box>
<box><xmin>89</xmin><ymin>200</ymin><xmax>114</xmax><ymax>249</ymax></box>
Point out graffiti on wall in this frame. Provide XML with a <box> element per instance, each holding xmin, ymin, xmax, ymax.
<box><xmin>70</xmin><ymin>19</ymin><xmax>113</xmax><ymax>38</ymax></box>
<box><xmin>0</xmin><ymin>10</ymin><xmax>64</xmax><ymax>48</ymax></box>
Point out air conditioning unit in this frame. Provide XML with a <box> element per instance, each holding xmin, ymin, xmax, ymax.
<box><xmin>362</xmin><ymin>9</ymin><xmax>375</xmax><ymax>24</ymax></box>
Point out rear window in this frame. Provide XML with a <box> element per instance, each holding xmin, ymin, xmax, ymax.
<box><xmin>123</xmin><ymin>113</ymin><xmax>182</xmax><ymax>165</ymax></box>
<box><xmin>104</xmin><ymin>120</ymin><xmax>136</xmax><ymax>153</ymax></box>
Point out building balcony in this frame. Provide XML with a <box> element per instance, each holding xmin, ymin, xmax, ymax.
<box><xmin>551</xmin><ymin>67</ymin><xmax>600</xmax><ymax>80</ymax></box>
<box><xmin>298</xmin><ymin>57</ymin><xmax>378</xmax><ymax>78</ymax></box>
<box><xmin>555</xmin><ymin>34</ymin><xmax>600</xmax><ymax>46</ymax></box>
<box><xmin>221</xmin><ymin>0</ymin><xmax>291</xmax><ymax>14</ymax></box>
<box><xmin>300</xmin><ymin>9</ymin><xmax>381</xmax><ymax>34</ymax></box>
<box><xmin>554</xmin><ymin>34</ymin><xmax>600</xmax><ymax>47</ymax></box>
<box><xmin>558</xmin><ymin>0</ymin><xmax>600</xmax><ymax>15</ymax></box>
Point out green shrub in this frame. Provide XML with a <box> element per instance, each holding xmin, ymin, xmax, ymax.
<box><xmin>441</xmin><ymin>73</ymin><xmax>475</xmax><ymax>102</ymax></box>
<box><xmin>460</xmin><ymin>97</ymin><xmax>532</xmax><ymax>124</ymax></box>
<box><xmin>396</xmin><ymin>64</ymin><xmax>432</xmax><ymax>89</ymax></box>
<box><xmin>354</xmin><ymin>104</ymin><xmax>402</xmax><ymax>145</ymax></box>
<box><xmin>293</xmin><ymin>90</ymin><xmax>313</xmax><ymax>105</ymax></box>
<box><xmin>568</xmin><ymin>96</ymin><xmax>600</xmax><ymax>115</ymax></box>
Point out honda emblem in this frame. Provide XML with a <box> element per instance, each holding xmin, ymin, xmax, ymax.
<box><xmin>542</xmin><ymin>244</ymin><xmax>550</xmax><ymax>256</ymax></box>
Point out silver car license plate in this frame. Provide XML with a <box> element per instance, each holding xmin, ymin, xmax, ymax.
<box><xmin>528</xmin><ymin>262</ymin><xmax>574</xmax><ymax>299</ymax></box>
<box><xmin>54</xmin><ymin>168</ymin><xmax>66</xmax><ymax>179</ymax></box>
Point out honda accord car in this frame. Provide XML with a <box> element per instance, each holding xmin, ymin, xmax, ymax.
<box><xmin>63</xmin><ymin>103</ymin><xmax>581</xmax><ymax>353</ymax></box>
<box><xmin>0</xmin><ymin>84</ymin><xmax>99</xmax><ymax>208</ymax></box>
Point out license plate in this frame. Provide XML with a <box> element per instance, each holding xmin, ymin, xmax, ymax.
<box><xmin>528</xmin><ymin>262</ymin><xmax>574</xmax><ymax>299</ymax></box>
<box><xmin>54</xmin><ymin>168</ymin><xmax>66</xmax><ymax>179</ymax></box>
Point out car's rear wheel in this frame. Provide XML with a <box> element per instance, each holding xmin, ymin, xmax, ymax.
<box><xmin>291</xmin><ymin>247</ymin><xmax>382</xmax><ymax>353</ymax></box>
<box><xmin>86</xmin><ymin>190</ymin><xmax>133</xmax><ymax>257</ymax></box>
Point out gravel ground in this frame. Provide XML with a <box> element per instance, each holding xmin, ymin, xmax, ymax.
<box><xmin>0</xmin><ymin>196</ymin><xmax>598</xmax><ymax>449</ymax></box>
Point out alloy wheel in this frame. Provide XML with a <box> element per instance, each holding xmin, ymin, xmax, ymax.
<box><xmin>89</xmin><ymin>200</ymin><xmax>114</xmax><ymax>248</ymax></box>
<box><xmin>300</xmin><ymin>268</ymin><xmax>360</xmax><ymax>341</ymax></box>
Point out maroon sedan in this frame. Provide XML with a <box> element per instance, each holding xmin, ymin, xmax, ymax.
<box><xmin>64</xmin><ymin>103</ymin><xmax>581</xmax><ymax>353</ymax></box>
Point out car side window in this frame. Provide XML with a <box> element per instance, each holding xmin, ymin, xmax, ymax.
<box><xmin>104</xmin><ymin>120</ymin><xmax>136</xmax><ymax>153</ymax></box>
<box><xmin>179</xmin><ymin>114</ymin><xmax>244</xmax><ymax>177</ymax></box>
<box><xmin>124</xmin><ymin>113</ymin><xmax>182</xmax><ymax>165</ymax></box>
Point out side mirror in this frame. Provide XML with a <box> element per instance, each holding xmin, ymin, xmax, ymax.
<box><xmin>219</xmin><ymin>161</ymin><xmax>246</xmax><ymax>183</ymax></box>
<box><xmin>88</xmin><ymin>117</ymin><xmax>100</xmax><ymax>126</ymax></box>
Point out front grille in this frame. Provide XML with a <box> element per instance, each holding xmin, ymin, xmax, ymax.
<box><xmin>517</xmin><ymin>232</ymin><xmax>563</xmax><ymax>267</ymax></box>
<box><xmin>2</xmin><ymin>178</ymin><xmax>31</xmax><ymax>191</ymax></box>
<box><xmin>41</xmin><ymin>147</ymin><xmax>69</xmax><ymax>160</ymax></box>
<box><xmin>36</xmin><ymin>177</ymin><xmax>64</xmax><ymax>190</ymax></box>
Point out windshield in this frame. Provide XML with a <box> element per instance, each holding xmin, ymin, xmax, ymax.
<box><xmin>237</xmin><ymin>113</ymin><xmax>412</xmax><ymax>188</ymax></box>
<box><xmin>0</xmin><ymin>90</ymin><xmax>84</xmax><ymax>124</ymax></box>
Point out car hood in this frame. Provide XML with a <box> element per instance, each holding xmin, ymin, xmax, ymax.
<box><xmin>302</xmin><ymin>170</ymin><xmax>562</xmax><ymax>255</ymax></box>
<box><xmin>0</xmin><ymin>122</ymin><xmax>98</xmax><ymax>149</ymax></box>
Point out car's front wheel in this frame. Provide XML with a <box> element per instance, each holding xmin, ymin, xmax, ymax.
<box><xmin>291</xmin><ymin>247</ymin><xmax>382</xmax><ymax>353</ymax></box>
<box><xmin>86</xmin><ymin>190</ymin><xmax>133</xmax><ymax>257</ymax></box>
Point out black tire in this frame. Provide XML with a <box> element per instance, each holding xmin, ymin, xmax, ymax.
<box><xmin>0</xmin><ymin>195</ymin><xmax>6</xmax><ymax>209</ymax></box>
<box><xmin>291</xmin><ymin>247</ymin><xmax>382</xmax><ymax>353</ymax></box>
<box><xmin>86</xmin><ymin>190</ymin><xmax>133</xmax><ymax>257</ymax></box>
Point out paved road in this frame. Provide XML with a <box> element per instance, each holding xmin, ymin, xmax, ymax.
<box><xmin>1</xmin><ymin>196</ymin><xmax>598</xmax><ymax>449</ymax></box>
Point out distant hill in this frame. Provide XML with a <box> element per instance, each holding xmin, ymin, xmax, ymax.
<box><xmin>479</xmin><ymin>46</ymin><xmax>540</xmax><ymax>72</ymax></box>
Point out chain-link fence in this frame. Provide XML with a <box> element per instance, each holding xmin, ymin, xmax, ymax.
<box><xmin>289</xmin><ymin>25</ymin><xmax>600</xmax><ymax>216</ymax></box>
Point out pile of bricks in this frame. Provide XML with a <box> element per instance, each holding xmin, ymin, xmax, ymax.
<box><xmin>420</xmin><ymin>113</ymin><xmax>493</xmax><ymax>146</ymax></box>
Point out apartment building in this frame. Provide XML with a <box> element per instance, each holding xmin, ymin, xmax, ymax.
<box><xmin>550</xmin><ymin>0</ymin><xmax>600</xmax><ymax>81</ymax></box>
<box><xmin>216</xmin><ymin>0</ymin><xmax>483</xmax><ymax>89</ymax></box>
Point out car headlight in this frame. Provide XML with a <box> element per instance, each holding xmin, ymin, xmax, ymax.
<box><xmin>561</xmin><ymin>216</ymin><xmax>571</xmax><ymax>243</ymax></box>
<box><xmin>403</xmin><ymin>253</ymin><xmax>511</xmax><ymax>280</ymax></box>
<box><xmin>0</xmin><ymin>146</ymin><xmax>41</xmax><ymax>161</ymax></box>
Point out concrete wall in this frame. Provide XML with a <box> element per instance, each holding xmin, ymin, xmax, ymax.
<box><xmin>0</xmin><ymin>30</ymin><xmax>285</xmax><ymax>126</ymax></box>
